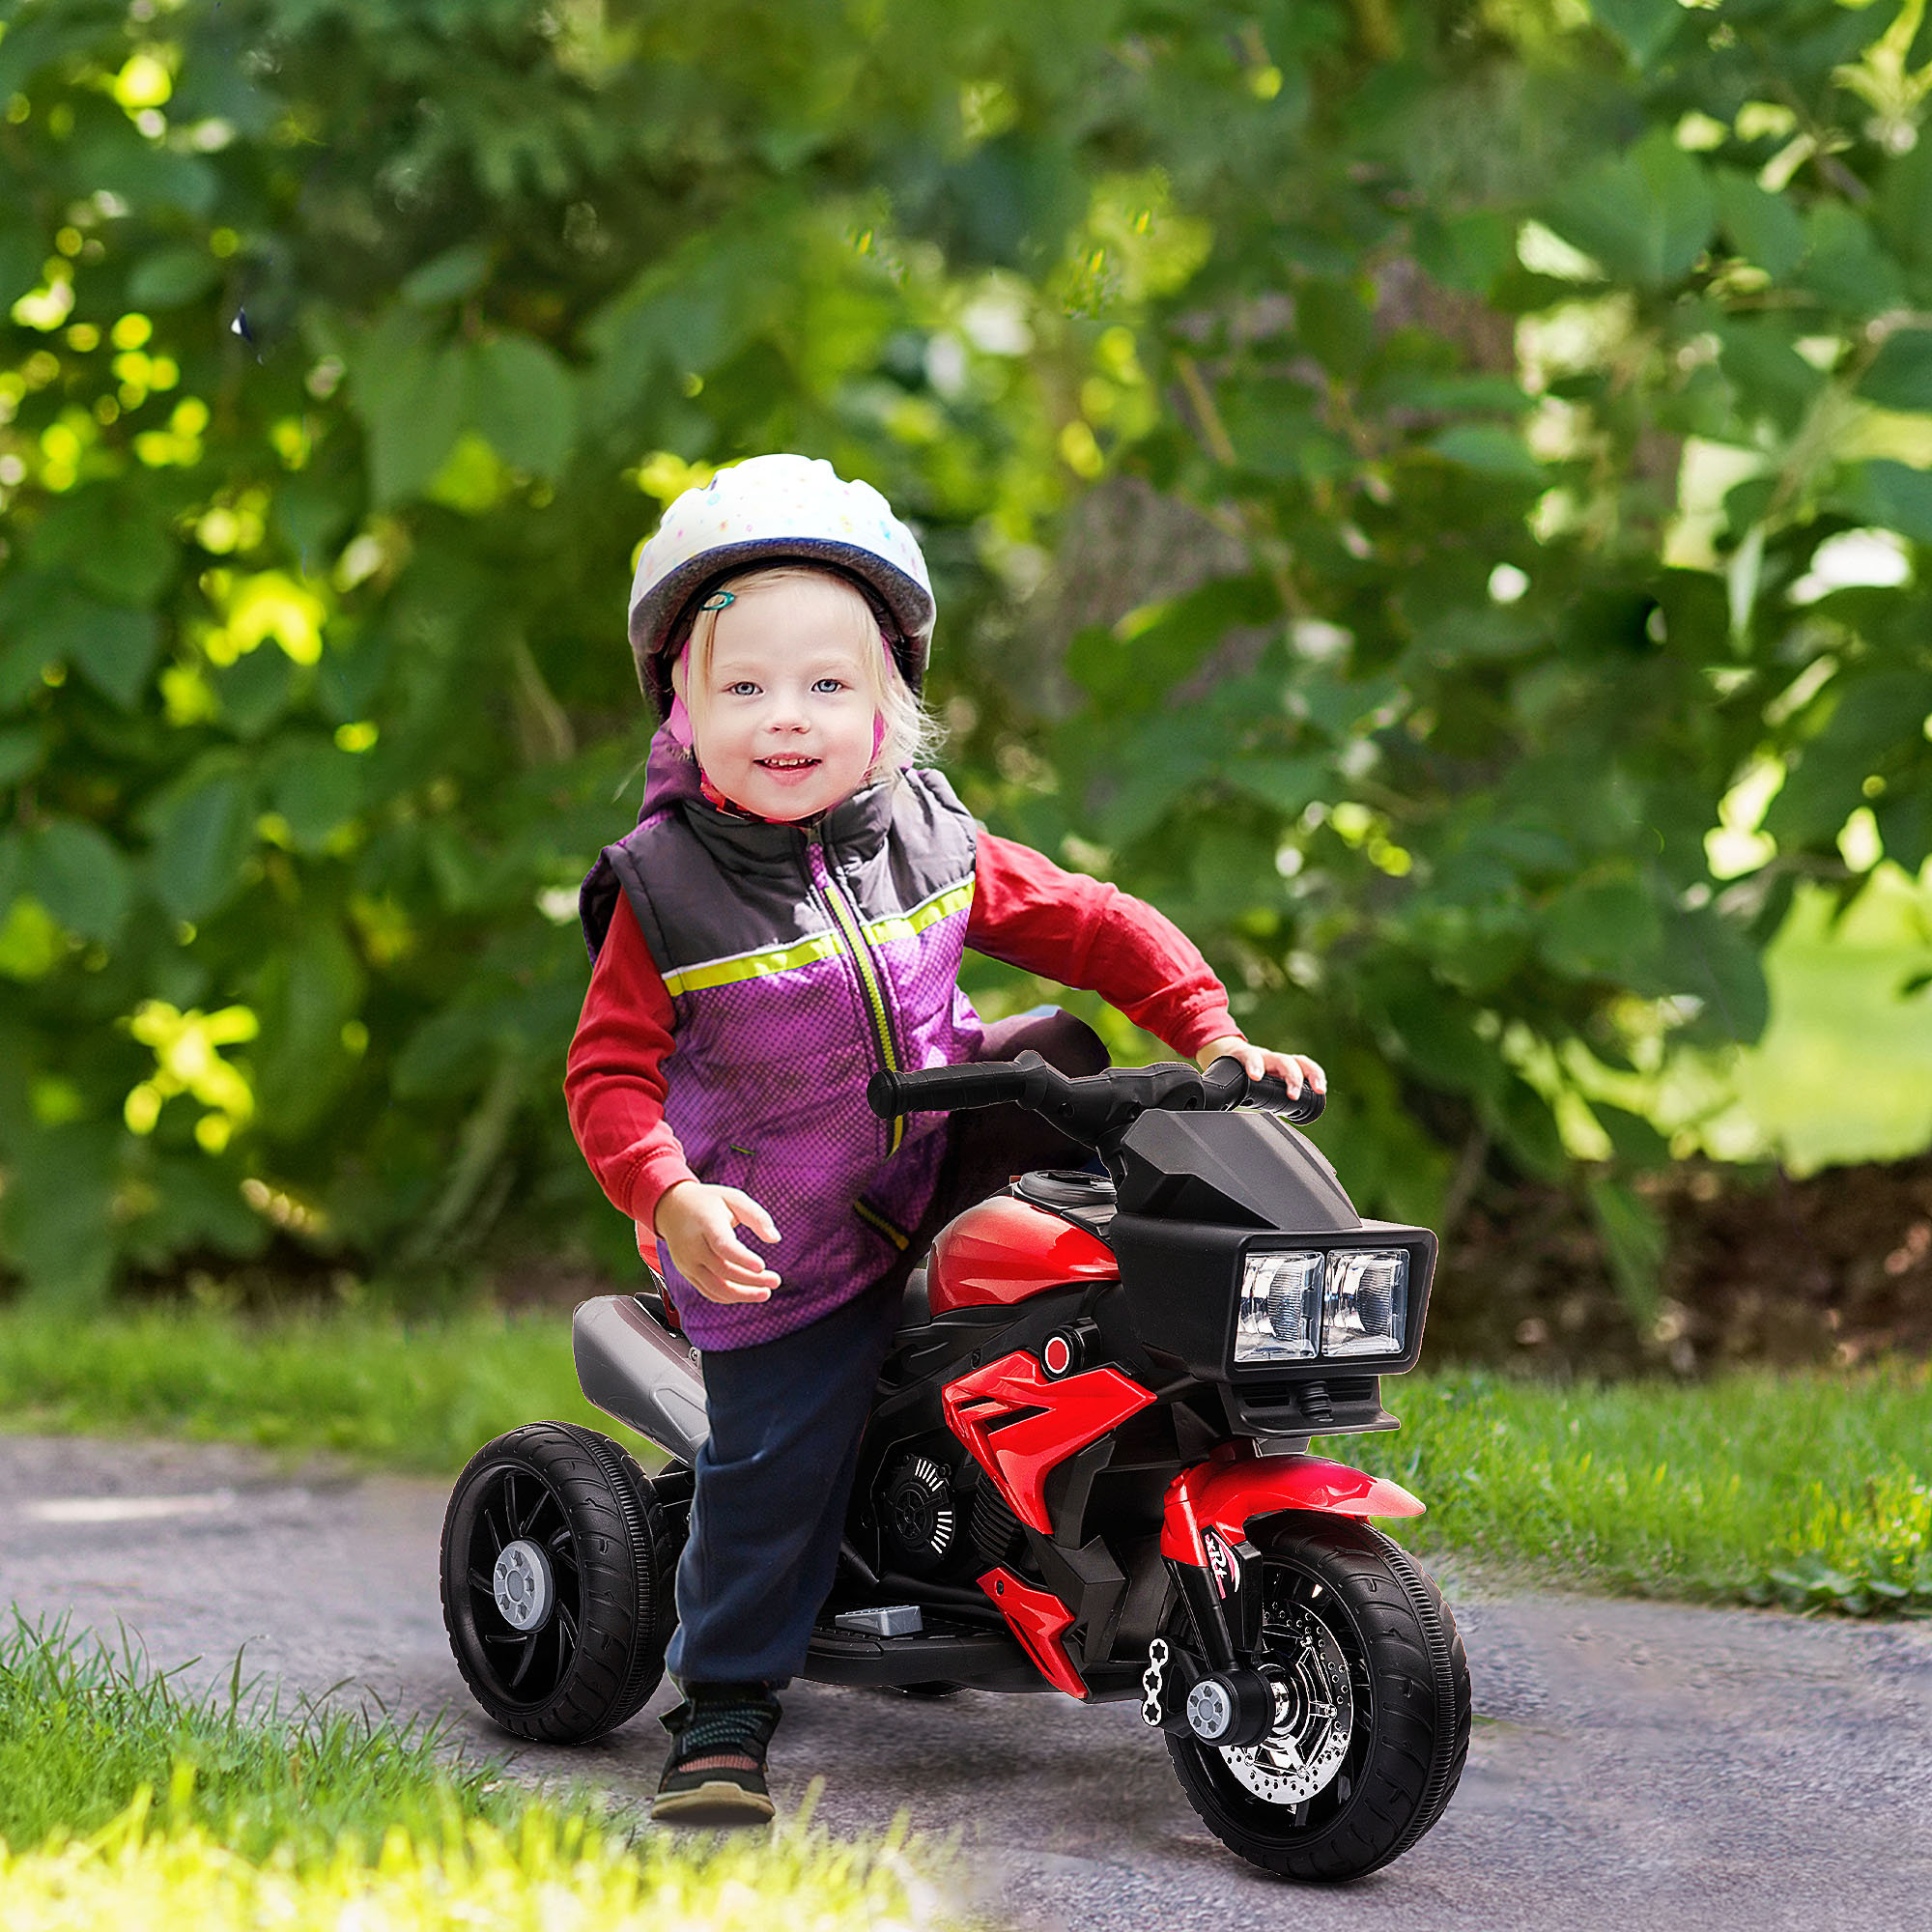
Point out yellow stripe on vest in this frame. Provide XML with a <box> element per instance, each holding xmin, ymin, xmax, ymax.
<box><xmin>661</xmin><ymin>931</ymin><xmax>841</xmax><ymax>997</ymax></box>
<box><xmin>660</xmin><ymin>876</ymin><xmax>973</xmax><ymax>998</ymax></box>
<box><xmin>860</xmin><ymin>877</ymin><xmax>975</xmax><ymax>950</ymax></box>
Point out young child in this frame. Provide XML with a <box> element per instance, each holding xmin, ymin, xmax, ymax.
<box><xmin>566</xmin><ymin>454</ymin><xmax>1322</xmax><ymax>1824</ymax></box>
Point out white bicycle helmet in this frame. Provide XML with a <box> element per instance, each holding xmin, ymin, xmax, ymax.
<box><xmin>627</xmin><ymin>454</ymin><xmax>935</xmax><ymax>715</ymax></box>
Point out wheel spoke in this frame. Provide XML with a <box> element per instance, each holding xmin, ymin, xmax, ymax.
<box><xmin>507</xmin><ymin>1633</ymin><xmax>538</xmax><ymax>1690</ymax></box>
<box><xmin>502</xmin><ymin>1472</ymin><xmax>520</xmax><ymax>1541</ymax></box>
<box><xmin>518</xmin><ymin>1482</ymin><xmax>549</xmax><ymax>1540</ymax></box>
<box><xmin>557</xmin><ymin>1600</ymin><xmax>579</xmax><ymax>1654</ymax></box>
<box><xmin>468</xmin><ymin>1567</ymin><xmax>495</xmax><ymax>1597</ymax></box>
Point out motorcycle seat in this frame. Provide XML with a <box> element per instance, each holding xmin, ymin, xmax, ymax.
<box><xmin>895</xmin><ymin>1265</ymin><xmax>930</xmax><ymax>1338</ymax></box>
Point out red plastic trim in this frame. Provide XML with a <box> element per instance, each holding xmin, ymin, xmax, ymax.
<box><xmin>979</xmin><ymin>1565</ymin><xmax>1086</xmax><ymax>1698</ymax></box>
<box><xmin>927</xmin><ymin>1196</ymin><xmax>1118</xmax><ymax>1314</ymax></box>
<box><xmin>944</xmin><ymin>1350</ymin><xmax>1154</xmax><ymax>1534</ymax></box>
<box><xmin>1160</xmin><ymin>1452</ymin><xmax>1425</xmax><ymax>1564</ymax></box>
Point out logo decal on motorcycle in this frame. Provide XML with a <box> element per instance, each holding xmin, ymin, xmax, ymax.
<box><xmin>941</xmin><ymin>1350</ymin><xmax>1154</xmax><ymax>1534</ymax></box>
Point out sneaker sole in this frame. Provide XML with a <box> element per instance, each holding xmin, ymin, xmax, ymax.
<box><xmin>650</xmin><ymin>1780</ymin><xmax>776</xmax><ymax>1827</ymax></box>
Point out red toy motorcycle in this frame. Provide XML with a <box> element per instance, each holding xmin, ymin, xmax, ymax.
<box><xmin>440</xmin><ymin>1056</ymin><xmax>1469</xmax><ymax>1882</ymax></box>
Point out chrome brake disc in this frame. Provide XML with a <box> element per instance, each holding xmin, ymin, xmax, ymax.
<box><xmin>1218</xmin><ymin>1602</ymin><xmax>1354</xmax><ymax>1804</ymax></box>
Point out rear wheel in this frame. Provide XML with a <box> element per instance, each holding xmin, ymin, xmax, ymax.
<box><xmin>440</xmin><ymin>1422</ymin><xmax>681</xmax><ymax>1743</ymax></box>
<box><xmin>1164</xmin><ymin>1515</ymin><xmax>1469</xmax><ymax>1883</ymax></box>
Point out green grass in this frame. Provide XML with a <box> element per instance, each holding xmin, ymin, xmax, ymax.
<box><xmin>0</xmin><ymin>1303</ymin><xmax>662</xmax><ymax>1472</ymax></box>
<box><xmin>2</xmin><ymin>1306</ymin><xmax>1926</xmax><ymax>1616</ymax></box>
<box><xmin>0</xmin><ymin>1620</ymin><xmax>956</xmax><ymax>1926</ymax></box>
<box><xmin>0</xmin><ymin>1614</ymin><xmax>531</xmax><ymax>1863</ymax></box>
<box><xmin>1348</xmin><ymin>1366</ymin><xmax>1932</xmax><ymax>1617</ymax></box>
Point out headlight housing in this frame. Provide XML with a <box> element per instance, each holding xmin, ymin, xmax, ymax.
<box><xmin>1233</xmin><ymin>1251</ymin><xmax>1322</xmax><ymax>1365</ymax></box>
<box><xmin>1321</xmin><ymin>1248</ymin><xmax>1409</xmax><ymax>1358</ymax></box>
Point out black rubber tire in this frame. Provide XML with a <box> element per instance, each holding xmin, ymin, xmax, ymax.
<box><xmin>1164</xmin><ymin>1515</ymin><xmax>1471</xmax><ymax>1883</ymax></box>
<box><xmin>440</xmin><ymin>1421</ymin><xmax>682</xmax><ymax>1744</ymax></box>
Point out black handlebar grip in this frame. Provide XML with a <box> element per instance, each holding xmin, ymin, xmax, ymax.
<box><xmin>1251</xmin><ymin>1071</ymin><xmax>1326</xmax><ymax>1125</ymax></box>
<box><xmin>1204</xmin><ymin>1056</ymin><xmax>1326</xmax><ymax>1124</ymax></box>
<box><xmin>866</xmin><ymin>1061</ymin><xmax>1036</xmax><ymax>1120</ymax></box>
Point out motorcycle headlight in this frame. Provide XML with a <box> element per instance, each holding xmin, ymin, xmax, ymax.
<box><xmin>1234</xmin><ymin>1251</ymin><xmax>1322</xmax><ymax>1365</ymax></box>
<box><xmin>1321</xmin><ymin>1249</ymin><xmax>1409</xmax><ymax>1357</ymax></box>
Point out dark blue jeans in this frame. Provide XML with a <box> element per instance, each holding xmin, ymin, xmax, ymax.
<box><xmin>665</xmin><ymin>1007</ymin><xmax>1108</xmax><ymax>1689</ymax></box>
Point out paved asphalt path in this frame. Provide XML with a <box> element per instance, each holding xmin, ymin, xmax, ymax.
<box><xmin>3</xmin><ymin>1433</ymin><xmax>1929</xmax><ymax>1931</ymax></box>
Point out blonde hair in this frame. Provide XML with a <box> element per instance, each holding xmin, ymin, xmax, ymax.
<box><xmin>678</xmin><ymin>563</ymin><xmax>946</xmax><ymax>785</ymax></box>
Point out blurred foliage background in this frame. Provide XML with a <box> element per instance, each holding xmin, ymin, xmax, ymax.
<box><xmin>0</xmin><ymin>0</ymin><xmax>1929</xmax><ymax>1318</ymax></box>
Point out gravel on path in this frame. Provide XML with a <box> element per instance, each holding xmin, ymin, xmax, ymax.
<box><xmin>3</xmin><ymin>1433</ymin><xmax>1927</xmax><ymax>1932</ymax></box>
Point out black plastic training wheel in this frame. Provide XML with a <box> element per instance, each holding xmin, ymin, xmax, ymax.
<box><xmin>440</xmin><ymin>1421</ymin><xmax>681</xmax><ymax>1744</ymax></box>
<box><xmin>1164</xmin><ymin>1514</ymin><xmax>1470</xmax><ymax>1883</ymax></box>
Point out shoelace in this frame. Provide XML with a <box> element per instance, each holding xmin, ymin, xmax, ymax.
<box><xmin>667</xmin><ymin>1698</ymin><xmax>781</xmax><ymax>1769</ymax></box>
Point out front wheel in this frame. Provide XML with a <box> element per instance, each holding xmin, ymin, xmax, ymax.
<box><xmin>1164</xmin><ymin>1515</ymin><xmax>1470</xmax><ymax>1883</ymax></box>
<box><xmin>440</xmin><ymin>1421</ymin><xmax>681</xmax><ymax>1743</ymax></box>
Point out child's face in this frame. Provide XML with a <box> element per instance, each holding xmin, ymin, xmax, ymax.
<box><xmin>682</xmin><ymin>574</ymin><xmax>881</xmax><ymax>822</ymax></box>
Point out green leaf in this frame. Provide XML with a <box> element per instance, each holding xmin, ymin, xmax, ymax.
<box><xmin>468</xmin><ymin>335</ymin><xmax>577</xmax><ymax>479</ymax></box>
<box><xmin>269</xmin><ymin>740</ymin><xmax>365</xmax><ymax>853</ymax></box>
<box><xmin>1411</xmin><ymin>209</ymin><xmax>1517</xmax><ymax>296</ymax></box>
<box><xmin>120</xmin><ymin>1153</ymin><xmax>270</xmax><ymax>1266</ymax></box>
<box><xmin>403</xmin><ymin>242</ymin><xmax>493</xmax><ymax>307</ymax></box>
<box><xmin>1834</xmin><ymin>461</ymin><xmax>1932</xmax><ymax>544</ymax></box>
<box><xmin>1547</xmin><ymin>130</ymin><xmax>1715</xmax><ymax>287</ymax></box>
<box><xmin>213</xmin><ymin>645</ymin><xmax>298</xmax><ymax>738</ymax></box>
<box><xmin>1595</xmin><ymin>1102</ymin><xmax>1672</xmax><ymax>1170</ymax></box>
<box><xmin>0</xmin><ymin>1122</ymin><xmax>119</xmax><ymax>1312</ymax></box>
<box><xmin>1223</xmin><ymin>755</ymin><xmax>1327</xmax><ymax>816</ymax></box>
<box><xmin>1859</xmin><ymin>329</ymin><xmax>1932</xmax><ymax>412</ymax></box>
<box><xmin>349</xmin><ymin>311</ymin><xmax>469</xmax><ymax>506</ymax></box>
<box><xmin>1714</xmin><ymin>170</ymin><xmax>1806</xmax><ymax>280</ymax></box>
<box><xmin>69</xmin><ymin>607</ymin><xmax>162</xmax><ymax>709</ymax></box>
<box><xmin>128</xmin><ymin>245</ymin><xmax>222</xmax><ymax>309</ymax></box>
<box><xmin>1426</xmin><ymin>423</ymin><xmax>1543</xmax><ymax>481</ymax></box>
<box><xmin>1590</xmin><ymin>0</ymin><xmax>1685</xmax><ymax>67</ymax></box>
<box><xmin>0</xmin><ymin>726</ymin><xmax>44</xmax><ymax>788</ymax></box>
<box><xmin>1660</xmin><ymin>907</ymin><xmax>1769</xmax><ymax>1043</ymax></box>
<box><xmin>1539</xmin><ymin>876</ymin><xmax>1663</xmax><ymax>981</ymax></box>
<box><xmin>1587</xmin><ymin>1176</ymin><xmax>1664</xmax><ymax>1323</ymax></box>
<box><xmin>251</xmin><ymin>922</ymin><xmax>367</xmax><ymax>1139</ymax></box>
<box><xmin>1719</xmin><ymin>319</ymin><xmax>1826</xmax><ymax>432</ymax></box>
<box><xmin>146</xmin><ymin>773</ymin><xmax>255</xmax><ymax>923</ymax></box>
<box><xmin>25</xmin><ymin>819</ymin><xmax>132</xmax><ymax>947</ymax></box>
<box><xmin>0</xmin><ymin>227</ymin><xmax>42</xmax><ymax>306</ymax></box>
<box><xmin>1796</xmin><ymin>205</ymin><xmax>1904</xmax><ymax>317</ymax></box>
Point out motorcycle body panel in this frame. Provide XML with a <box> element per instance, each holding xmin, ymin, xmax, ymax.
<box><xmin>1159</xmin><ymin>1453</ymin><xmax>1425</xmax><ymax>1567</ymax></box>
<box><xmin>942</xmin><ymin>1349</ymin><xmax>1154</xmax><ymax>1534</ymax></box>
<box><xmin>927</xmin><ymin>1194</ymin><xmax>1119</xmax><ymax>1314</ymax></box>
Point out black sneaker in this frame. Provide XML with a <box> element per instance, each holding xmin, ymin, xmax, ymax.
<box><xmin>650</xmin><ymin>1683</ymin><xmax>782</xmax><ymax>1826</ymax></box>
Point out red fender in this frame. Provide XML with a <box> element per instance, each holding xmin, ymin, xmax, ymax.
<box><xmin>1161</xmin><ymin>1453</ymin><xmax>1424</xmax><ymax>1565</ymax></box>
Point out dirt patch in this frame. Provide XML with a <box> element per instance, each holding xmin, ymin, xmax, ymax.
<box><xmin>1428</xmin><ymin>1155</ymin><xmax>1932</xmax><ymax>1376</ymax></box>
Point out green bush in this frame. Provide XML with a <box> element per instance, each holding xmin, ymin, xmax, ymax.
<box><xmin>2</xmin><ymin>1</ymin><xmax>1928</xmax><ymax>1305</ymax></box>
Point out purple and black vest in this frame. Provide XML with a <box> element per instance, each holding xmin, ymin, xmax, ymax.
<box><xmin>579</xmin><ymin>729</ymin><xmax>984</xmax><ymax>1349</ymax></box>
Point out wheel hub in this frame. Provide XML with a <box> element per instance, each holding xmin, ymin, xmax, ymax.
<box><xmin>492</xmin><ymin>1537</ymin><xmax>554</xmax><ymax>1633</ymax></box>
<box><xmin>1219</xmin><ymin>1603</ymin><xmax>1354</xmax><ymax>1804</ymax></box>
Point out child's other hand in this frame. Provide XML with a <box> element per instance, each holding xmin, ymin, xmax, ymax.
<box><xmin>1194</xmin><ymin>1034</ymin><xmax>1326</xmax><ymax>1100</ymax></box>
<box><xmin>654</xmin><ymin>1180</ymin><xmax>781</xmax><ymax>1303</ymax></box>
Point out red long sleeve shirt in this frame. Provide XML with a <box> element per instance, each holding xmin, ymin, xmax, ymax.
<box><xmin>564</xmin><ymin>832</ymin><xmax>1239</xmax><ymax>1236</ymax></box>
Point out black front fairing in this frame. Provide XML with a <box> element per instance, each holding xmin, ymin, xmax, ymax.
<box><xmin>1102</xmin><ymin>1108</ymin><xmax>1437</xmax><ymax>1429</ymax></box>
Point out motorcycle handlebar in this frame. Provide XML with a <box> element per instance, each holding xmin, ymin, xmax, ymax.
<box><xmin>866</xmin><ymin>1051</ymin><xmax>1325</xmax><ymax>1138</ymax></box>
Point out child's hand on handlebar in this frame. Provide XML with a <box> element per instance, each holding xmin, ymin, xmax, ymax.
<box><xmin>653</xmin><ymin>1179</ymin><xmax>782</xmax><ymax>1303</ymax></box>
<box><xmin>1195</xmin><ymin>1034</ymin><xmax>1326</xmax><ymax>1100</ymax></box>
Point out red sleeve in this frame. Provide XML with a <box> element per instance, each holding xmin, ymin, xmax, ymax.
<box><xmin>965</xmin><ymin>832</ymin><xmax>1239</xmax><ymax>1059</ymax></box>
<box><xmin>563</xmin><ymin>897</ymin><xmax>698</xmax><ymax>1238</ymax></box>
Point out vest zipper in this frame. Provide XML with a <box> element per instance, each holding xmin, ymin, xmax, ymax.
<box><xmin>806</xmin><ymin>827</ymin><xmax>904</xmax><ymax>1155</ymax></box>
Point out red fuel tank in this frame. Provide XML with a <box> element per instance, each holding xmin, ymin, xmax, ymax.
<box><xmin>927</xmin><ymin>1194</ymin><xmax>1119</xmax><ymax>1315</ymax></box>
